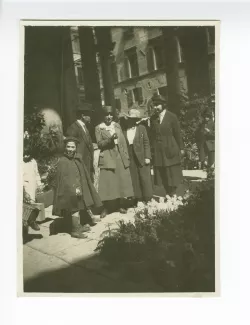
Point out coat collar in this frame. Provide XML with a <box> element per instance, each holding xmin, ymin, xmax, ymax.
<box><xmin>75</xmin><ymin>121</ymin><xmax>92</xmax><ymax>151</ymax></box>
<box><xmin>99</xmin><ymin>121</ymin><xmax>117</xmax><ymax>130</ymax></box>
<box><xmin>98</xmin><ymin>122</ymin><xmax>120</xmax><ymax>138</ymax></box>
<box><xmin>64</xmin><ymin>152</ymin><xmax>82</xmax><ymax>161</ymax></box>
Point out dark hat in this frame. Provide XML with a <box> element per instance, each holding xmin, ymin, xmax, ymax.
<box><xmin>63</xmin><ymin>136</ymin><xmax>79</xmax><ymax>145</ymax></box>
<box><xmin>151</xmin><ymin>94</ymin><xmax>167</xmax><ymax>105</ymax></box>
<box><xmin>77</xmin><ymin>102</ymin><xmax>93</xmax><ymax>113</ymax></box>
<box><xmin>102</xmin><ymin>106</ymin><xmax>114</xmax><ymax>115</ymax></box>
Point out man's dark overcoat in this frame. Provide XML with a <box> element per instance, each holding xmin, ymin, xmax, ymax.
<box><xmin>66</xmin><ymin>121</ymin><xmax>94</xmax><ymax>176</ymax></box>
<box><xmin>150</xmin><ymin>110</ymin><xmax>184</xmax><ymax>167</ymax></box>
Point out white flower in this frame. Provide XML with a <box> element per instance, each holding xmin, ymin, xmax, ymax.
<box><xmin>137</xmin><ymin>201</ymin><xmax>145</xmax><ymax>209</ymax></box>
<box><xmin>23</xmin><ymin>131</ymin><xmax>30</xmax><ymax>139</ymax></box>
<box><xmin>159</xmin><ymin>197</ymin><xmax>165</xmax><ymax>204</ymax></box>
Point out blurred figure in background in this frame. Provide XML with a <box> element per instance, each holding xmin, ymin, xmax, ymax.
<box><xmin>23</xmin><ymin>131</ymin><xmax>44</xmax><ymax>231</ymax></box>
<box><xmin>196</xmin><ymin>108</ymin><xmax>215</xmax><ymax>169</ymax></box>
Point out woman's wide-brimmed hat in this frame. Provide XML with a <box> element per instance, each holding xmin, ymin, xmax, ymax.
<box><xmin>125</xmin><ymin>108</ymin><xmax>144</xmax><ymax>119</ymax></box>
<box><xmin>63</xmin><ymin>136</ymin><xmax>79</xmax><ymax>145</ymax></box>
<box><xmin>102</xmin><ymin>105</ymin><xmax>114</xmax><ymax>115</ymax></box>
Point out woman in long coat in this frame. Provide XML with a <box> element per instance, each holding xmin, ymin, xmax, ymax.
<box><xmin>150</xmin><ymin>94</ymin><xmax>184</xmax><ymax>196</ymax></box>
<box><xmin>95</xmin><ymin>106</ymin><xmax>134</xmax><ymax>217</ymax></box>
<box><xmin>53</xmin><ymin>137</ymin><xmax>103</xmax><ymax>239</ymax></box>
<box><xmin>124</xmin><ymin>108</ymin><xmax>153</xmax><ymax>203</ymax></box>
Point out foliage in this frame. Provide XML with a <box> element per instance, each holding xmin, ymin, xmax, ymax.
<box><xmin>96</xmin><ymin>178</ymin><xmax>215</xmax><ymax>292</ymax></box>
<box><xmin>23</xmin><ymin>107</ymin><xmax>62</xmax><ymax>190</ymax></box>
<box><xmin>23</xmin><ymin>108</ymin><xmax>61</xmax><ymax>161</ymax></box>
<box><xmin>179</xmin><ymin>93</ymin><xmax>215</xmax><ymax>170</ymax></box>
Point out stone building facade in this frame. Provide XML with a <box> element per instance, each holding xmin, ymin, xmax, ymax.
<box><xmin>106</xmin><ymin>26</ymin><xmax>215</xmax><ymax>114</ymax></box>
<box><xmin>24</xmin><ymin>25</ymin><xmax>215</xmax><ymax>133</ymax></box>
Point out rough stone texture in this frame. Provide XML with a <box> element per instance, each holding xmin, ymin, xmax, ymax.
<box><xmin>111</xmin><ymin>27</ymin><xmax>168</xmax><ymax>112</ymax></box>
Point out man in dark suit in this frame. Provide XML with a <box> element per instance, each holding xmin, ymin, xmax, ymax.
<box><xmin>150</xmin><ymin>94</ymin><xmax>184</xmax><ymax>196</ymax></box>
<box><xmin>66</xmin><ymin>103</ymin><xmax>94</xmax><ymax>182</ymax></box>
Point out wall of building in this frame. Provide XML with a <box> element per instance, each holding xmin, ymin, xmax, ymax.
<box><xmin>110</xmin><ymin>26</ymin><xmax>215</xmax><ymax>113</ymax></box>
<box><xmin>111</xmin><ymin>27</ymin><xmax>167</xmax><ymax>113</ymax></box>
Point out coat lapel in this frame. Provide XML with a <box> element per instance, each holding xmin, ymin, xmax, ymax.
<box><xmin>134</xmin><ymin>126</ymin><xmax>140</xmax><ymax>144</ymax></box>
<box><xmin>76</xmin><ymin>121</ymin><xmax>92</xmax><ymax>151</ymax></box>
<box><xmin>101</xmin><ymin>128</ymin><xmax>112</xmax><ymax>139</ymax></box>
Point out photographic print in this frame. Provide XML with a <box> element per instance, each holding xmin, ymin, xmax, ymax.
<box><xmin>20</xmin><ymin>20</ymin><xmax>218</xmax><ymax>295</ymax></box>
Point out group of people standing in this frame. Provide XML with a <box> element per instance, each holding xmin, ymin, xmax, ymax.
<box><xmin>52</xmin><ymin>94</ymin><xmax>185</xmax><ymax>239</ymax></box>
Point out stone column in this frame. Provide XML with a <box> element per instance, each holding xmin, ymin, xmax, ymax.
<box><xmin>95</xmin><ymin>27</ymin><xmax>116</xmax><ymax>115</ymax></box>
<box><xmin>78</xmin><ymin>26</ymin><xmax>102</xmax><ymax>124</ymax></box>
<box><xmin>24</xmin><ymin>26</ymin><xmax>79</xmax><ymax>133</ymax></box>
<box><xmin>24</xmin><ymin>26</ymin><xmax>63</xmax><ymax>115</ymax></box>
<box><xmin>162</xmin><ymin>27</ymin><xmax>182</xmax><ymax>114</ymax></box>
<box><xmin>181</xmin><ymin>27</ymin><xmax>210</xmax><ymax>96</ymax></box>
<box><xmin>61</xmin><ymin>27</ymin><xmax>80</xmax><ymax>131</ymax></box>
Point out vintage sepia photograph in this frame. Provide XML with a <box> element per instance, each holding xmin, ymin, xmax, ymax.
<box><xmin>20</xmin><ymin>21</ymin><xmax>218</xmax><ymax>295</ymax></box>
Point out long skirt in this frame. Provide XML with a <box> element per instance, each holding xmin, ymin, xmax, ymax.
<box><xmin>155</xmin><ymin>164</ymin><xmax>183</xmax><ymax>193</ymax></box>
<box><xmin>128</xmin><ymin>145</ymin><xmax>153</xmax><ymax>201</ymax></box>
<box><xmin>98</xmin><ymin>148</ymin><xmax>134</xmax><ymax>201</ymax></box>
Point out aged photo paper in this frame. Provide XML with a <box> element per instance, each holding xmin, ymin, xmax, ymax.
<box><xmin>18</xmin><ymin>20</ymin><xmax>219</xmax><ymax>297</ymax></box>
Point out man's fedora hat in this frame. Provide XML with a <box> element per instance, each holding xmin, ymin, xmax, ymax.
<box><xmin>102</xmin><ymin>105</ymin><xmax>114</xmax><ymax>115</ymax></box>
<box><xmin>151</xmin><ymin>94</ymin><xmax>167</xmax><ymax>105</ymax></box>
<box><xmin>125</xmin><ymin>108</ymin><xmax>145</xmax><ymax>119</ymax></box>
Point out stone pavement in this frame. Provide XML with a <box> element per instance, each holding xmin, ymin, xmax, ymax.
<box><xmin>23</xmin><ymin>170</ymin><xmax>207</xmax><ymax>294</ymax></box>
<box><xmin>23</xmin><ymin>207</ymin><xmax>158</xmax><ymax>293</ymax></box>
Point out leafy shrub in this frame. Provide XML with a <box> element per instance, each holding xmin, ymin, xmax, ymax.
<box><xmin>96</xmin><ymin>178</ymin><xmax>215</xmax><ymax>292</ymax></box>
<box><xmin>24</xmin><ymin>107</ymin><xmax>62</xmax><ymax>189</ymax></box>
<box><xmin>24</xmin><ymin>108</ymin><xmax>62</xmax><ymax>161</ymax></box>
<box><xmin>179</xmin><ymin>93</ymin><xmax>215</xmax><ymax>170</ymax></box>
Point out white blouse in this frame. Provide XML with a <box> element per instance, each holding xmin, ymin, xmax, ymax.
<box><xmin>127</xmin><ymin>127</ymin><xmax>137</xmax><ymax>145</ymax></box>
<box><xmin>23</xmin><ymin>159</ymin><xmax>42</xmax><ymax>201</ymax></box>
<box><xmin>159</xmin><ymin>109</ymin><xmax>166</xmax><ymax>124</ymax></box>
<box><xmin>99</xmin><ymin>122</ymin><xmax>118</xmax><ymax>144</ymax></box>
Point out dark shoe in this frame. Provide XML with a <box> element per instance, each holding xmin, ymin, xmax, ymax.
<box><xmin>87</xmin><ymin>220</ymin><xmax>97</xmax><ymax>227</ymax></box>
<box><xmin>78</xmin><ymin>224</ymin><xmax>91</xmax><ymax>232</ymax></box>
<box><xmin>100</xmin><ymin>208</ymin><xmax>108</xmax><ymax>219</ymax></box>
<box><xmin>86</xmin><ymin>209</ymin><xmax>99</xmax><ymax>225</ymax></box>
<box><xmin>29</xmin><ymin>221</ymin><xmax>40</xmax><ymax>231</ymax></box>
<box><xmin>71</xmin><ymin>231</ymin><xmax>88</xmax><ymax>239</ymax></box>
<box><xmin>71</xmin><ymin>215</ymin><xmax>88</xmax><ymax>239</ymax></box>
<box><xmin>119</xmin><ymin>208</ymin><xmax>127</xmax><ymax>214</ymax></box>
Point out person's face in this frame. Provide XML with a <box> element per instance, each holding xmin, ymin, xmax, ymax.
<box><xmin>65</xmin><ymin>141</ymin><xmax>76</xmax><ymax>157</ymax></box>
<box><xmin>104</xmin><ymin>113</ymin><xmax>113</xmax><ymax>125</ymax></box>
<box><xmin>154</xmin><ymin>104</ymin><xmax>164</xmax><ymax>114</ymax></box>
<box><xmin>81</xmin><ymin>113</ymin><xmax>91</xmax><ymax>124</ymax></box>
